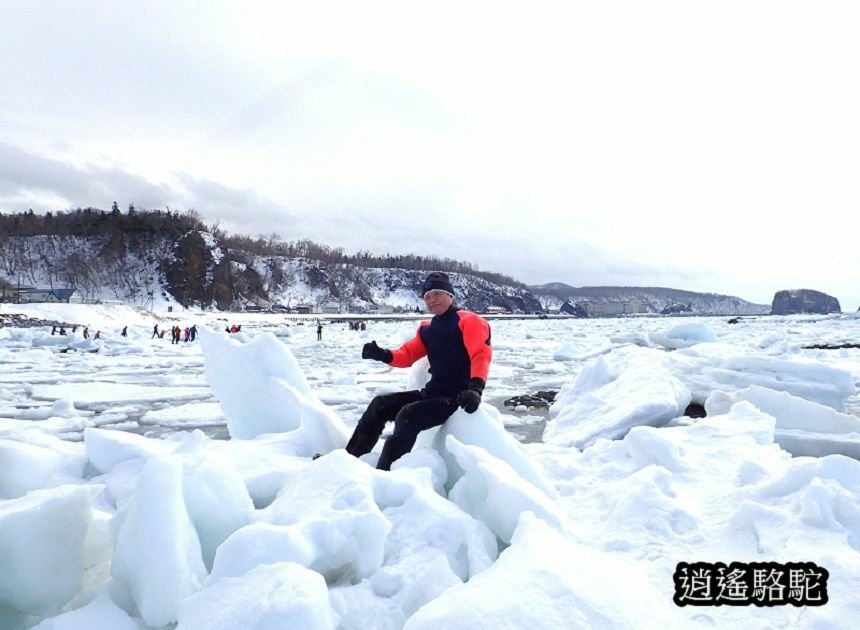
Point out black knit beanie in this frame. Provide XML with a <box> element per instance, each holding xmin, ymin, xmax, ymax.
<box><xmin>421</xmin><ymin>272</ymin><xmax>455</xmax><ymax>297</ymax></box>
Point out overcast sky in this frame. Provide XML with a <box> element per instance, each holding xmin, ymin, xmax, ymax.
<box><xmin>1</xmin><ymin>1</ymin><xmax>858</xmax><ymax>307</ymax></box>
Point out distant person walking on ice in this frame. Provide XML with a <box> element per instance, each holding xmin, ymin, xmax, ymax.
<box><xmin>83</xmin><ymin>327</ymin><xmax>89</xmax><ymax>340</ymax></box>
<box><xmin>329</xmin><ymin>272</ymin><xmax>492</xmax><ymax>470</ymax></box>
<box><xmin>317</xmin><ymin>322</ymin><xmax>323</xmax><ymax>341</ymax></box>
<box><xmin>151</xmin><ymin>324</ymin><xmax>159</xmax><ymax>339</ymax></box>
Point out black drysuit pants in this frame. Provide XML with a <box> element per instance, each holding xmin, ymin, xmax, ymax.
<box><xmin>346</xmin><ymin>390</ymin><xmax>458</xmax><ymax>470</ymax></box>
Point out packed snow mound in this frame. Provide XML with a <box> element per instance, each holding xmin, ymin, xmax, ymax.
<box><xmin>445</xmin><ymin>436</ymin><xmax>567</xmax><ymax>543</ymax></box>
<box><xmin>178</xmin><ymin>562</ymin><xmax>337</xmax><ymax>630</ymax></box>
<box><xmin>540</xmin><ymin>398</ymin><xmax>860</xmax><ymax>627</ymax></box>
<box><xmin>30</xmin><ymin>589</ymin><xmax>139</xmax><ymax>630</ymax></box>
<box><xmin>3</xmin><ymin>303</ymin><xmax>158</xmax><ymax>331</ymax></box>
<box><xmin>544</xmin><ymin>345</ymin><xmax>691</xmax><ymax>449</ymax></box>
<box><xmin>403</xmin><ymin>513</ymin><xmax>677</xmax><ymax>630</ymax></box>
<box><xmin>428</xmin><ymin>405</ymin><xmax>558</xmax><ymax>499</ymax></box>
<box><xmin>373</xmin><ymin>463</ymin><xmax>498</xmax><ymax>583</ymax></box>
<box><xmin>199</xmin><ymin>327</ymin><xmax>350</xmax><ymax>452</ymax></box>
<box><xmin>215</xmin><ymin>451</ymin><xmax>389</xmax><ymax>585</ymax></box>
<box><xmin>649</xmin><ymin>322</ymin><xmax>717</xmax><ymax>349</ymax></box>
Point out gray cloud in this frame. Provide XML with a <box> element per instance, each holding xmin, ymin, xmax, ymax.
<box><xmin>0</xmin><ymin>142</ymin><xmax>171</xmax><ymax>211</ymax></box>
<box><xmin>171</xmin><ymin>173</ymin><xmax>297</xmax><ymax>236</ymax></box>
<box><xmin>0</xmin><ymin>144</ymin><xmax>296</xmax><ymax>236</ymax></box>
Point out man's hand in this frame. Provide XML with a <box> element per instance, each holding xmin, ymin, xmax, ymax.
<box><xmin>457</xmin><ymin>377</ymin><xmax>485</xmax><ymax>413</ymax></box>
<box><xmin>362</xmin><ymin>340</ymin><xmax>392</xmax><ymax>363</ymax></box>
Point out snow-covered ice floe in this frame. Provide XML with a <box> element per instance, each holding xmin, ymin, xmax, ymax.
<box><xmin>707</xmin><ymin>385</ymin><xmax>860</xmax><ymax>459</ymax></box>
<box><xmin>1</xmin><ymin>309</ymin><xmax>860</xmax><ymax>628</ymax></box>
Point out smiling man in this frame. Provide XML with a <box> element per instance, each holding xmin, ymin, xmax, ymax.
<box><xmin>343</xmin><ymin>271</ymin><xmax>492</xmax><ymax>470</ymax></box>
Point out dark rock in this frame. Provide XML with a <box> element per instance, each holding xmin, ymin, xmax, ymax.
<box><xmin>470</xmin><ymin>292</ymin><xmax>543</xmax><ymax>314</ymax></box>
<box><xmin>231</xmin><ymin>266</ymin><xmax>265</xmax><ymax>305</ymax></box>
<box><xmin>504</xmin><ymin>390</ymin><xmax>557</xmax><ymax>409</ymax></box>
<box><xmin>559</xmin><ymin>300</ymin><xmax>587</xmax><ymax>317</ymax></box>
<box><xmin>802</xmin><ymin>342</ymin><xmax>860</xmax><ymax>350</ymax></box>
<box><xmin>162</xmin><ymin>230</ymin><xmax>225</xmax><ymax>308</ymax></box>
<box><xmin>771</xmin><ymin>289</ymin><xmax>840</xmax><ymax>315</ymax></box>
<box><xmin>661</xmin><ymin>303</ymin><xmax>692</xmax><ymax>315</ymax></box>
<box><xmin>211</xmin><ymin>258</ymin><xmax>233</xmax><ymax>310</ymax></box>
<box><xmin>0</xmin><ymin>314</ymin><xmax>77</xmax><ymax>329</ymax></box>
<box><xmin>684</xmin><ymin>403</ymin><xmax>707</xmax><ymax>418</ymax></box>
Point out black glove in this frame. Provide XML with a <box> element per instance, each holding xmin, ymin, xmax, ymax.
<box><xmin>457</xmin><ymin>377</ymin><xmax>485</xmax><ymax>413</ymax></box>
<box><xmin>362</xmin><ymin>340</ymin><xmax>392</xmax><ymax>363</ymax></box>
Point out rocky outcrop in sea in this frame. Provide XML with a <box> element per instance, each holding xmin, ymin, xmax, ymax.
<box><xmin>771</xmin><ymin>289</ymin><xmax>841</xmax><ymax>315</ymax></box>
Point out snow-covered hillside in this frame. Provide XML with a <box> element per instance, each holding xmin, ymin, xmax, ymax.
<box><xmin>1</xmin><ymin>233</ymin><xmax>542</xmax><ymax>313</ymax></box>
<box><xmin>2</xmin><ymin>231</ymin><xmax>767</xmax><ymax>315</ymax></box>
<box><xmin>0</xmin><ymin>235</ymin><xmax>170</xmax><ymax>306</ymax></box>
<box><xmin>234</xmin><ymin>256</ymin><xmax>542</xmax><ymax>313</ymax></box>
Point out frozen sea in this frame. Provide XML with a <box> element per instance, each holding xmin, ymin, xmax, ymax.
<box><xmin>1</xmin><ymin>303</ymin><xmax>859</xmax><ymax>629</ymax></box>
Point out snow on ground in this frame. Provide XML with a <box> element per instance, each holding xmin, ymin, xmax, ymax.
<box><xmin>1</xmin><ymin>304</ymin><xmax>860</xmax><ymax>628</ymax></box>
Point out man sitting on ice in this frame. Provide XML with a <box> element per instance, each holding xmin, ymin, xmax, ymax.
<box><xmin>336</xmin><ymin>271</ymin><xmax>492</xmax><ymax>470</ymax></box>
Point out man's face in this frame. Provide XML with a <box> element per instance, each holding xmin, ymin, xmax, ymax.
<box><xmin>424</xmin><ymin>290</ymin><xmax>454</xmax><ymax>315</ymax></box>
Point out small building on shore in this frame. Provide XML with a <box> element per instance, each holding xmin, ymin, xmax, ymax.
<box><xmin>16</xmin><ymin>287</ymin><xmax>83</xmax><ymax>304</ymax></box>
<box><xmin>368</xmin><ymin>305</ymin><xmax>394</xmax><ymax>314</ymax></box>
<box><xmin>293</xmin><ymin>303</ymin><xmax>319</xmax><ymax>314</ymax></box>
<box><xmin>584</xmin><ymin>299</ymin><xmax>646</xmax><ymax>316</ymax></box>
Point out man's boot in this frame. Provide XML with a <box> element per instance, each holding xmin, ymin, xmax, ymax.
<box><xmin>375</xmin><ymin>435</ymin><xmax>412</xmax><ymax>471</ymax></box>
<box><xmin>313</xmin><ymin>426</ymin><xmax>379</xmax><ymax>461</ymax></box>
<box><xmin>345</xmin><ymin>427</ymin><xmax>379</xmax><ymax>458</ymax></box>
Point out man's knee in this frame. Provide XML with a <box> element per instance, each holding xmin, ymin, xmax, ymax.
<box><xmin>395</xmin><ymin>399</ymin><xmax>451</xmax><ymax>431</ymax></box>
<box><xmin>393</xmin><ymin>402</ymin><xmax>415</xmax><ymax>426</ymax></box>
<box><xmin>391</xmin><ymin>422</ymin><xmax>420</xmax><ymax>445</ymax></box>
<box><xmin>392</xmin><ymin>404</ymin><xmax>424</xmax><ymax>440</ymax></box>
<box><xmin>372</xmin><ymin>392</ymin><xmax>397</xmax><ymax>410</ymax></box>
<box><xmin>356</xmin><ymin>395</ymin><xmax>392</xmax><ymax>432</ymax></box>
<box><xmin>367</xmin><ymin>394</ymin><xmax>392</xmax><ymax>417</ymax></box>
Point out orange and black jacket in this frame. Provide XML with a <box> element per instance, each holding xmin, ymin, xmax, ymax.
<box><xmin>388</xmin><ymin>306</ymin><xmax>492</xmax><ymax>396</ymax></box>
